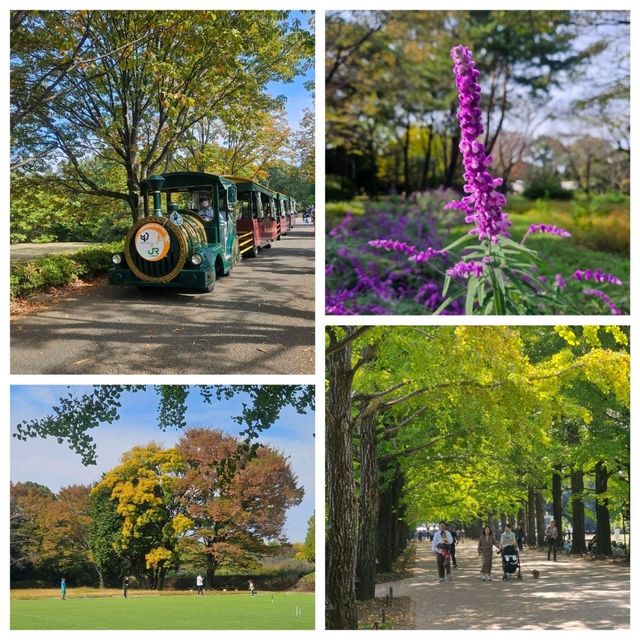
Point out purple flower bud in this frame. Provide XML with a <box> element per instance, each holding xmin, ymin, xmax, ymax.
<box><xmin>572</xmin><ymin>269</ymin><xmax>622</xmax><ymax>286</ymax></box>
<box><xmin>583</xmin><ymin>289</ymin><xmax>622</xmax><ymax>315</ymax></box>
<box><xmin>446</xmin><ymin>260</ymin><xmax>485</xmax><ymax>279</ymax></box>
<box><xmin>529</xmin><ymin>223</ymin><xmax>571</xmax><ymax>238</ymax></box>
<box><xmin>555</xmin><ymin>274</ymin><xmax>567</xmax><ymax>290</ymax></box>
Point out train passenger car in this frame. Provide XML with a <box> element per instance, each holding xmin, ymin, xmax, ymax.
<box><xmin>225</xmin><ymin>176</ymin><xmax>280</xmax><ymax>257</ymax></box>
<box><xmin>289</xmin><ymin>197</ymin><xmax>298</xmax><ymax>227</ymax></box>
<box><xmin>277</xmin><ymin>193</ymin><xmax>293</xmax><ymax>234</ymax></box>
<box><xmin>109</xmin><ymin>172</ymin><xmax>239</xmax><ymax>292</ymax></box>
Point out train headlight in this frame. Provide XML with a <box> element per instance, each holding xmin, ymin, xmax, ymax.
<box><xmin>112</xmin><ymin>254</ymin><xmax>122</xmax><ymax>265</ymax></box>
<box><xmin>191</xmin><ymin>253</ymin><xmax>203</xmax><ymax>266</ymax></box>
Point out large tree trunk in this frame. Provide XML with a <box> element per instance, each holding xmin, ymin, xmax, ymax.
<box><xmin>444</xmin><ymin>134</ymin><xmax>460</xmax><ymax>187</ymax></box>
<box><xmin>393</xmin><ymin>473</ymin><xmax>406</xmax><ymax>558</ymax></box>
<box><xmin>526</xmin><ymin>488</ymin><xmax>537</xmax><ymax>546</ymax></box>
<box><xmin>158</xmin><ymin>566</ymin><xmax>167</xmax><ymax>591</ymax></box>
<box><xmin>419</xmin><ymin>122</ymin><xmax>434</xmax><ymax>190</ymax></box>
<box><xmin>377</xmin><ymin>470</ymin><xmax>394</xmax><ymax>573</ymax></box>
<box><xmin>356</xmin><ymin>413</ymin><xmax>379</xmax><ymax>601</ymax></box>
<box><xmin>594</xmin><ymin>461</ymin><xmax>613</xmax><ymax>556</ymax></box>
<box><xmin>552</xmin><ymin>464</ymin><xmax>564</xmax><ymax>544</ymax></box>
<box><xmin>534</xmin><ymin>491</ymin><xmax>546</xmax><ymax>546</ymax></box>
<box><xmin>326</xmin><ymin>335</ymin><xmax>358</xmax><ymax>630</ymax></box>
<box><xmin>517</xmin><ymin>506</ymin><xmax>526</xmax><ymax>539</ymax></box>
<box><xmin>97</xmin><ymin>569</ymin><xmax>105</xmax><ymax>589</ymax></box>
<box><xmin>567</xmin><ymin>423</ymin><xmax>587</xmax><ymax>555</ymax></box>
<box><xmin>206</xmin><ymin>543</ymin><xmax>216</xmax><ymax>586</ymax></box>
<box><xmin>402</xmin><ymin>117</ymin><xmax>412</xmax><ymax>194</ymax></box>
<box><xmin>569</xmin><ymin>467</ymin><xmax>587</xmax><ymax>554</ymax></box>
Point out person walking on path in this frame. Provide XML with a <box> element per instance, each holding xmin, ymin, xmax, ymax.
<box><xmin>196</xmin><ymin>574</ymin><xmax>204</xmax><ymax>595</ymax></box>
<box><xmin>123</xmin><ymin>576</ymin><xmax>129</xmax><ymax>598</ymax></box>
<box><xmin>545</xmin><ymin>520</ymin><xmax>559</xmax><ymax>561</ymax></box>
<box><xmin>460</xmin><ymin>528</ymin><xmax>466</xmax><ymax>544</ymax></box>
<box><xmin>248</xmin><ymin>579</ymin><xmax>257</xmax><ymax>596</ymax></box>
<box><xmin>478</xmin><ymin>526</ymin><xmax>501</xmax><ymax>581</ymax></box>
<box><xmin>448</xmin><ymin>524</ymin><xmax>459</xmax><ymax>568</ymax></box>
<box><xmin>500</xmin><ymin>524</ymin><xmax>518</xmax><ymax>553</ymax></box>
<box><xmin>60</xmin><ymin>577</ymin><xmax>67</xmax><ymax>600</ymax></box>
<box><xmin>515</xmin><ymin>523</ymin><xmax>526</xmax><ymax>551</ymax></box>
<box><xmin>432</xmin><ymin>521</ymin><xmax>453</xmax><ymax>583</ymax></box>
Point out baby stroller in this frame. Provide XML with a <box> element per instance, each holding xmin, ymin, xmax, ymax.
<box><xmin>501</xmin><ymin>545</ymin><xmax>522</xmax><ymax>581</ymax></box>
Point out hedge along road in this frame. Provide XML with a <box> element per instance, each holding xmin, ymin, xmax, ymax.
<box><xmin>11</xmin><ymin>226</ymin><xmax>315</xmax><ymax>374</ymax></box>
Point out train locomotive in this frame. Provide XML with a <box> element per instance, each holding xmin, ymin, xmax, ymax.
<box><xmin>109</xmin><ymin>171</ymin><xmax>239</xmax><ymax>292</ymax></box>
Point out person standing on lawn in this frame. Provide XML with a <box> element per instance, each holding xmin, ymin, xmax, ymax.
<box><xmin>123</xmin><ymin>576</ymin><xmax>129</xmax><ymax>598</ymax></box>
<box><xmin>432</xmin><ymin>521</ymin><xmax>453</xmax><ymax>583</ymax></box>
<box><xmin>478</xmin><ymin>526</ymin><xmax>501</xmax><ymax>581</ymax></box>
<box><xmin>60</xmin><ymin>577</ymin><xmax>67</xmax><ymax>600</ymax></box>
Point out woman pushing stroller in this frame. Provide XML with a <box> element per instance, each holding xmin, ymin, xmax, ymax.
<box><xmin>478</xmin><ymin>524</ymin><xmax>521</xmax><ymax>581</ymax></box>
<box><xmin>499</xmin><ymin>524</ymin><xmax>522</xmax><ymax>580</ymax></box>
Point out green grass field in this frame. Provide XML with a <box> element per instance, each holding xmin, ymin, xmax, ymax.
<box><xmin>11</xmin><ymin>590</ymin><xmax>315</xmax><ymax>630</ymax></box>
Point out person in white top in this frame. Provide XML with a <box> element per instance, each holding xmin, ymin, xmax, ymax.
<box><xmin>500</xmin><ymin>524</ymin><xmax>517</xmax><ymax>551</ymax></box>
<box><xmin>196</xmin><ymin>574</ymin><xmax>204</xmax><ymax>595</ymax></box>
<box><xmin>431</xmin><ymin>521</ymin><xmax>454</xmax><ymax>583</ymax></box>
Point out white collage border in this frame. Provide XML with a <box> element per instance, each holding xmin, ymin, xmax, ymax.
<box><xmin>3</xmin><ymin>0</ymin><xmax>637</xmax><ymax>638</ymax></box>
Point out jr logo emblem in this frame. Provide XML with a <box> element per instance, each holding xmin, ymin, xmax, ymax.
<box><xmin>135</xmin><ymin>223</ymin><xmax>170</xmax><ymax>262</ymax></box>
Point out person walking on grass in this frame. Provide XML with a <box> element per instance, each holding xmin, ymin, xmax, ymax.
<box><xmin>545</xmin><ymin>520</ymin><xmax>559</xmax><ymax>561</ymax></box>
<box><xmin>432</xmin><ymin>521</ymin><xmax>453</xmax><ymax>583</ymax></box>
<box><xmin>248</xmin><ymin>579</ymin><xmax>257</xmax><ymax>596</ymax></box>
<box><xmin>60</xmin><ymin>577</ymin><xmax>67</xmax><ymax>600</ymax></box>
<box><xmin>478</xmin><ymin>526</ymin><xmax>501</xmax><ymax>581</ymax></box>
<box><xmin>196</xmin><ymin>574</ymin><xmax>204</xmax><ymax>595</ymax></box>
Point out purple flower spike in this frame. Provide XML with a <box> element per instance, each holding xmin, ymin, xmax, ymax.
<box><xmin>555</xmin><ymin>274</ymin><xmax>567</xmax><ymax>290</ymax></box>
<box><xmin>573</xmin><ymin>269</ymin><xmax>622</xmax><ymax>286</ymax></box>
<box><xmin>448</xmin><ymin>45</ymin><xmax>511</xmax><ymax>243</ymax></box>
<box><xmin>329</xmin><ymin>212</ymin><xmax>353</xmax><ymax>237</ymax></box>
<box><xmin>583</xmin><ymin>289</ymin><xmax>622</xmax><ymax>315</ymax></box>
<box><xmin>446</xmin><ymin>260</ymin><xmax>485</xmax><ymax>279</ymax></box>
<box><xmin>367</xmin><ymin>239</ymin><xmax>417</xmax><ymax>256</ymax></box>
<box><xmin>529</xmin><ymin>223</ymin><xmax>571</xmax><ymax>238</ymax></box>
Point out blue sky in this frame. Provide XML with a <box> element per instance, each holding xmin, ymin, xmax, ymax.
<box><xmin>10</xmin><ymin>386</ymin><xmax>315</xmax><ymax>543</ymax></box>
<box><xmin>267</xmin><ymin>10</ymin><xmax>315</xmax><ymax>130</ymax></box>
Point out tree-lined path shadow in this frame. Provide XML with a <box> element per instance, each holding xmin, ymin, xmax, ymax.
<box><xmin>375</xmin><ymin>540</ymin><xmax>629</xmax><ymax>629</ymax></box>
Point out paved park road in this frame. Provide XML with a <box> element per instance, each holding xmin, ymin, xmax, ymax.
<box><xmin>376</xmin><ymin>539</ymin><xmax>629</xmax><ymax>629</ymax></box>
<box><xmin>11</xmin><ymin>226</ymin><xmax>315</xmax><ymax>374</ymax></box>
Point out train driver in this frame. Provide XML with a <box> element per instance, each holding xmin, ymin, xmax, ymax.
<box><xmin>198</xmin><ymin>196</ymin><xmax>214</xmax><ymax>221</ymax></box>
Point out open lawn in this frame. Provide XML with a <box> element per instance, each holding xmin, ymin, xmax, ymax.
<box><xmin>10</xmin><ymin>589</ymin><xmax>314</xmax><ymax>630</ymax></box>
